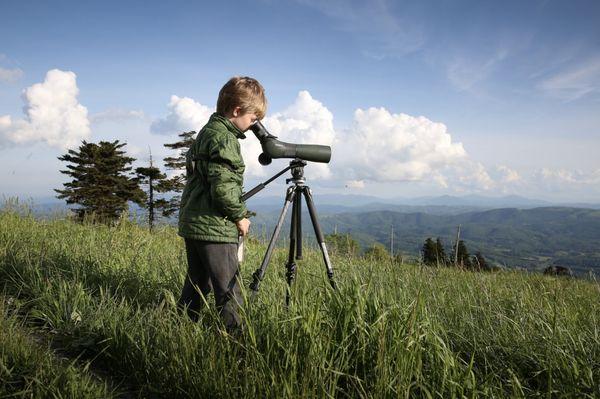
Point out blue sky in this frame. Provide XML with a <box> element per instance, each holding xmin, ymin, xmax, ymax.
<box><xmin>1</xmin><ymin>0</ymin><xmax>599</xmax><ymax>202</ymax></box>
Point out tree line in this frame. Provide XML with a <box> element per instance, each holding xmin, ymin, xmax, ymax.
<box><xmin>324</xmin><ymin>232</ymin><xmax>491</xmax><ymax>271</ymax></box>
<box><xmin>421</xmin><ymin>237</ymin><xmax>490</xmax><ymax>271</ymax></box>
<box><xmin>55</xmin><ymin>131</ymin><xmax>195</xmax><ymax>229</ymax></box>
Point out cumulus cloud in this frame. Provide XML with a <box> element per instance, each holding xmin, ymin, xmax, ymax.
<box><xmin>248</xmin><ymin>91</ymin><xmax>335</xmax><ymax>179</ymax></box>
<box><xmin>335</xmin><ymin>107</ymin><xmax>468</xmax><ymax>186</ymax></box>
<box><xmin>533</xmin><ymin>168</ymin><xmax>600</xmax><ymax>186</ymax></box>
<box><xmin>496</xmin><ymin>165</ymin><xmax>521</xmax><ymax>183</ymax></box>
<box><xmin>151</xmin><ymin>91</ymin><xmax>335</xmax><ymax>178</ymax></box>
<box><xmin>247</xmin><ymin>92</ymin><xmax>486</xmax><ymax>190</ymax></box>
<box><xmin>151</xmin><ymin>90</ymin><xmax>497</xmax><ymax>193</ymax></box>
<box><xmin>0</xmin><ymin>69</ymin><xmax>90</xmax><ymax>149</ymax></box>
<box><xmin>454</xmin><ymin>161</ymin><xmax>495</xmax><ymax>191</ymax></box>
<box><xmin>493</xmin><ymin>165</ymin><xmax>522</xmax><ymax>184</ymax></box>
<box><xmin>150</xmin><ymin>95</ymin><xmax>213</xmax><ymax>135</ymax></box>
<box><xmin>527</xmin><ymin>168</ymin><xmax>600</xmax><ymax>199</ymax></box>
<box><xmin>0</xmin><ymin>67</ymin><xmax>23</xmax><ymax>83</ymax></box>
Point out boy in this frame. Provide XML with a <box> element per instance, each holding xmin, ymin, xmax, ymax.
<box><xmin>178</xmin><ymin>76</ymin><xmax>266</xmax><ymax>330</ymax></box>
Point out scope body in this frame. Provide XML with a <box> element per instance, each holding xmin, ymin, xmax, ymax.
<box><xmin>249</xmin><ymin>121</ymin><xmax>331</xmax><ymax>165</ymax></box>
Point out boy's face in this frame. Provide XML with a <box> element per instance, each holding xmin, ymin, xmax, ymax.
<box><xmin>229</xmin><ymin>107</ymin><xmax>259</xmax><ymax>132</ymax></box>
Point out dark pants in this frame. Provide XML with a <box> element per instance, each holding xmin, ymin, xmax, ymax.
<box><xmin>178</xmin><ymin>239</ymin><xmax>243</xmax><ymax>330</ymax></box>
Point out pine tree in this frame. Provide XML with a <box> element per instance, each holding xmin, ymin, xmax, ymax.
<box><xmin>472</xmin><ymin>251</ymin><xmax>489</xmax><ymax>271</ymax></box>
<box><xmin>55</xmin><ymin>140</ymin><xmax>144</xmax><ymax>223</ymax></box>
<box><xmin>135</xmin><ymin>151</ymin><xmax>167</xmax><ymax>231</ymax></box>
<box><xmin>159</xmin><ymin>130</ymin><xmax>196</xmax><ymax>217</ymax></box>
<box><xmin>422</xmin><ymin>238</ymin><xmax>437</xmax><ymax>266</ymax></box>
<box><xmin>435</xmin><ymin>237</ymin><xmax>448</xmax><ymax>266</ymax></box>
<box><xmin>453</xmin><ymin>240</ymin><xmax>472</xmax><ymax>269</ymax></box>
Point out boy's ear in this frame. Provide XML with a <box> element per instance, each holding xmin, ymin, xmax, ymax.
<box><xmin>232</xmin><ymin>106</ymin><xmax>242</xmax><ymax>117</ymax></box>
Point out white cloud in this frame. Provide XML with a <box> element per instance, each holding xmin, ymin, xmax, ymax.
<box><xmin>533</xmin><ymin>168</ymin><xmax>600</xmax><ymax>186</ymax></box>
<box><xmin>249</xmin><ymin>91</ymin><xmax>335</xmax><ymax>179</ymax></box>
<box><xmin>335</xmin><ymin>107</ymin><xmax>468</xmax><ymax>185</ymax></box>
<box><xmin>150</xmin><ymin>91</ymin><xmax>335</xmax><ymax>179</ymax></box>
<box><xmin>495</xmin><ymin>165</ymin><xmax>521</xmax><ymax>184</ymax></box>
<box><xmin>538</xmin><ymin>57</ymin><xmax>600</xmax><ymax>101</ymax></box>
<box><xmin>251</xmin><ymin>95</ymin><xmax>495</xmax><ymax>192</ymax></box>
<box><xmin>0</xmin><ymin>67</ymin><xmax>23</xmax><ymax>83</ymax></box>
<box><xmin>150</xmin><ymin>95</ymin><xmax>213</xmax><ymax>135</ymax></box>
<box><xmin>454</xmin><ymin>161</ymin><xmax>495</xmax><ymax>191</ymax></box>
<box><xmin>91</xmin><ymin>108</ymin><xmax>145</xmax><ymax>123</ymax></box>
<box><xmin>0</xmin><ymin>69</ymin><xmax>90</xmax><ymax>150</ymax></box>
<box><xmin>527</xmin><ymin>168</ymin><xmax>600</xmax><ymax>200</ymax></box>
<box><xmin>149</xmin><ymin>90</ymin><xmax>503</xmax><ymax>194</ymax></box>
<box><xmin>475</xmin><ymin>164</ymin><xmax>522</xmax><ymax>194</ymax></box>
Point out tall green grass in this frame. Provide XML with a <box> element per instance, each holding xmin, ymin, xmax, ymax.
<box><xmin>1</xmin><ymin>208</ymin><xmax>599</xmax><ymax>397</ymax></box>
<box><xmin>0</xmin><ymin>295</ymin><xmax>113</xmax><ymax>398</ymax></box>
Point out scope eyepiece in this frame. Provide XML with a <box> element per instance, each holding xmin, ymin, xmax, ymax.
<box><xmin>249</xmin><ymin>121</ymin><xmax>277</xmax><ymax>141</ymax></box>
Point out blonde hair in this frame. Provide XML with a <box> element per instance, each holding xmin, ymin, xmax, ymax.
<box><xmin>217</xmin><ymin>76</ymin><xmax>267</xmax><ymax>120</ymax></box>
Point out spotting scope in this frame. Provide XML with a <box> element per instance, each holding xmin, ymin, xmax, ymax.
<box><xmin>249</xmin><ymin>121</ymin><xmax>331</xmax><ymax>165</ymax></box>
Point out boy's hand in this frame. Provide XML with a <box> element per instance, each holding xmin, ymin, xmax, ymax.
<box><xmin>236</xmin><ymin>218</ymin><xmax>251</xmax><ymax>236</ymax></box>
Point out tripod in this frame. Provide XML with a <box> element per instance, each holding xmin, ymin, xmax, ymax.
<box><xmin>244</xmin><ymin>159</ymin><xmax>336</xmax><ymax>304</ymax></box>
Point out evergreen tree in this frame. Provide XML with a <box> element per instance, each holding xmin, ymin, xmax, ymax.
<box><xmin>435</xmin><ymin>237</ymin><xmax>448</xmax><ymax>266</ymax></box>
<box><xmin>453</xmin><ymin>240</ymin><xmax>472</xmax><ymax>269</ymax></box>
<box><xmin>422</xmin><ymin>238</ymin><xmax>437</xmax><ymax>266</ymax></box>
<box><xmin>325</xmin><ymin>233</ymin><xmax>360</xmax><ymax>258</ymax></box>
<box><xmin>135</xmin><ymin>152</ymin><xmax>167</xmax><ymax>231</ymax></box>
<box><xmin>472</xmin><ymin>251</ymin><xmax>489</xmax><ymax>271</ymax></box>
<box><xmin>159</xmin><ymin>130</ymin><xmax>196</xmax><ymax>217</ymax></box>
<box><xmin>55</xmin><ymin>140</ymin><xmax>144</xmax><ymax>223</ymax></box>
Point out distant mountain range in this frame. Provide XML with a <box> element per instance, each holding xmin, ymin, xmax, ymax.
<box><xmin>251</xmin><ymin>206</ymin><xmax>600</xmax><ymax>275</ymax></box>
<box><xmin>11</xmin><ymin>193</ymin><xmax>600</xmax><ymax>214</ymax></box>
<box><xmin>246</xmin><ymin>194</ymin><xmax>600</xmax><ymax>212</ymax></box>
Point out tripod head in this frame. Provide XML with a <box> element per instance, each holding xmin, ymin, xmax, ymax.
<box><xmin>287</xmin><ymin>159</ymin><xmax>307</xmax><ymax>185</ymax></box>
<box><xmin>242</xmin><ymin>159</ymin><xmax>309</xmax><ymax>202</ymax></box>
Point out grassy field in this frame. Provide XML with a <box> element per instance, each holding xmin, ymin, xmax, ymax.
<box><xmin>1</xmin><ymin>207</ymin><xmax>599</xmax><ymax>398</ymax></box>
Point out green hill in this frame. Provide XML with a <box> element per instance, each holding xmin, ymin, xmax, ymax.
<box><xmin>1</xmin><ymin>209</ymin><xmax>599</xmax><ymax>397</ymax></box>
<box><xmin>253</xmin><ymin>206</ymin><xmax>600</xmax><ymax>274</ymax></box>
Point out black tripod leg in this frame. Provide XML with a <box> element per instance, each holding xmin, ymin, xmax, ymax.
<box><xmin>295</xmin><ymin>192</ymin><xmax>303</xmax><ymax>260</ymax></box>
<box><xmin>302</xmin><ymin>187</ymin><xmax>336</xmax><ymax>289</ymax></box>
<box><xmin>250</xmin><ymin>186</ymin><xmax>296</xmax><ymax>294</ymax></box>
<box><xmin>285</xmin><ymin>189</ymin><xmax>300</xmax><ymax>306</ymax></box>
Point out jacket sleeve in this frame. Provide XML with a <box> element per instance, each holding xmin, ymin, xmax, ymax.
<box><xmin>206</xmin><ymin>134</ymin><xmax>248</xmax><ymax>222</ymax></box>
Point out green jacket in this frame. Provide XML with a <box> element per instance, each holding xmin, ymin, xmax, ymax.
<box><xmin>178</xmin><ymin>113</ymin><xmax>248</xmax><ymax>243</ymax></box>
